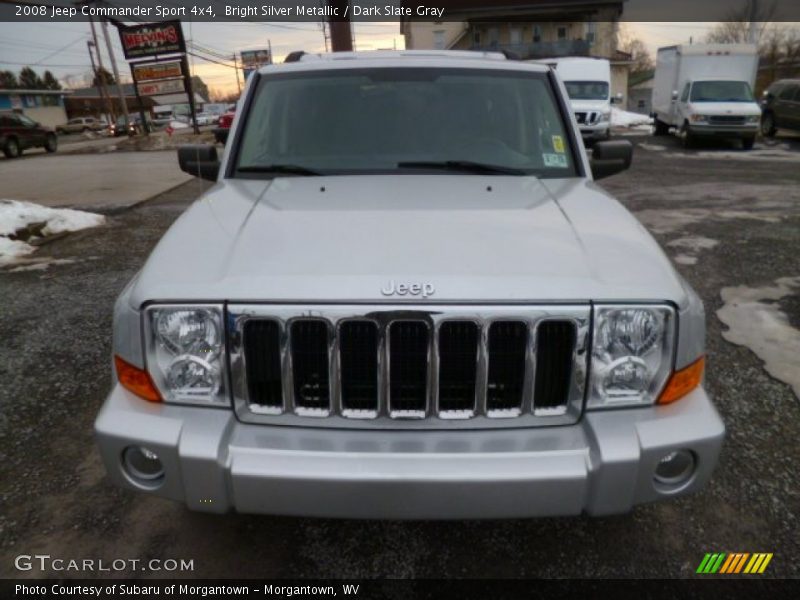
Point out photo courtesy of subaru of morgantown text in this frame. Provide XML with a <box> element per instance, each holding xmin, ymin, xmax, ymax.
<box><xmin>1</xmin><ymin>0</ymin><xmax>799</xmax><ymax>591</ymax></box>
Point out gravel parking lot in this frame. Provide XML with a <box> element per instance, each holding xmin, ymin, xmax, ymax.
<box><xmin>1</xmin><ymin>133</ymin><xmax>798</xmax><ymax>579</ymax></box>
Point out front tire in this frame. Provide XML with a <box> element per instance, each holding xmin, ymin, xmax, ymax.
<box><xmin>44</xmin><ymin>133</ymin><xmax>57</xmax><ymax>153</ymax></box>
<box><xmin>653</xmin><ymin>118</ymin><xmax>669</xmax><ymax>136</ymax></box>
<box><xmin>761</xmin><ymin>113</ymin><xmax>776</xmax><ymax>137</ymax></box>
<box><xmin>3</xmin><ymin>137</ymin><xmax>20</xmax><ymax>158</ymax></box>
<box><xmin>742</xmin><ymin>136</ymin><xmax>755</xmax><ymax>150</ymax></box>
<box><xmin>679</xmin><ymin>122</ymin><xmax>695</xmax><ymax>148</ymax></box>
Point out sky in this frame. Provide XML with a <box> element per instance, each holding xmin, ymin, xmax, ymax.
<box><xmin>0</xmin><ymin>20</ymin><xmax>769</xmax><ymax>97</ymax></box>
<box><xmin>0</xmin><ymin>20</ymin><xmax>405</xmax><ymax>97</ymax></box>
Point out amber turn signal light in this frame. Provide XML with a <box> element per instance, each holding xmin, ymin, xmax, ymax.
<box><xmin>658</xmin><ymin>356</ymin><xmax>704</xmax><ymax>405</ymax></box>
<box><xmin>115</xmin><ymin>355</ymin><xmax>162</xmax><ymax>402</ymax></box>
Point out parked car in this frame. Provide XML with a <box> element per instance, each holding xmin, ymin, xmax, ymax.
<box><xmin>760</xmin><ymin>79</ymin><xmax>800</xmax><ymax>137</ymax></box>
<box><xmin>152</xmin><ymin>112</ymin><xmax>175</xmax><ymax>128</ymax></box>
<box><xmin>109</xmin><ymin>114</ymin><xmax>152</xmax><ymax>137</ymax></box>
<box><xmin>213</xmin><ymin>107</ymin><xmax>235</xmax><ymax>143</ymax></box>
<box><xmin>652</xmin><ymin>44</ymin><xmax>761</xmax><ymax>149</ymax></box>
<box><xmin>56</xmin><ymin>116</ymin><xmax>106</xmax><ymax>134</ymax></box>
<box><xmin>194</xmin><ymin>112</ymin><xmax>217</xmax><ymax>126</ymax></box>
<box><xmin>0</xmin><ymin>111</ymin><xmax>57</xmax><ymax>157</ymax></box>
<box><xmin>96</xmin><ymin>50</ymin><xmax>723</xmax><ymax>519</ymax></box>
<box><xmin>541</xmin><ymin>57</ymin><xmax>615</xmax><ymax>141</ymax></box>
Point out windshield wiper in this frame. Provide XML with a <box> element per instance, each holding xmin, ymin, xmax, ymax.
<box><xmin>396</xmin><ymin>160</ymin><xmax>529</xmax><ymax>176</ymax></box>
<box><xmin>237</xmin><ymin>164</ymin><xmax>323</xmax><ymax>176</ymax></box>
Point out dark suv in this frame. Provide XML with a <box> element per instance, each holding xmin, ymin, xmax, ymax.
<box><xmin>761</xmin><ymin>79</ymin><xmax>800</xmax><ymax>137</ymax></box>
<box><xmin>0</xmin><ymin>111</ymin><xmax>58</xmax><ymax>158</ymax></box>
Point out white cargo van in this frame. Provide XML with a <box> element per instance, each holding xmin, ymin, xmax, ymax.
<box><xmin>652</xmin><ymin>44</ymin><xmax>761</xmax><ymax>148</ymax></box>
<box><xmin>543</xmin><ymin>57</ymin><xmax>614</xmax><ymax>141</ymax></box>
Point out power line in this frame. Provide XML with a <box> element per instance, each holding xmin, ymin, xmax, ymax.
<box><xmin>34</xmin><ymin>34</ymin><xmax>90</xmax><ymax>65</ymax></box>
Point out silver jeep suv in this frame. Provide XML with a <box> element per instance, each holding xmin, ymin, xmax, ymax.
<box><xmin>95</xmin><ymin>51</ymin><xmax>724</xmax><ymax>518</ymax></box>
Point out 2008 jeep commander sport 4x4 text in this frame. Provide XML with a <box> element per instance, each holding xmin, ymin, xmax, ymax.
<box><xmin>96</xmin><ymin>51</ymin><xmax>724</xmax><ymax>518</ymax></box>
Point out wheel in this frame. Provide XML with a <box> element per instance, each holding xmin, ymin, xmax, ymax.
<box><xmin>3</xmin><ymin>137</ymin><xmax>20</xmax><ymax>158</ymax></box>
<box><xmin>44</xmin><ymin>133</ymin><xmax>57</xmax><ymax>153</ymax></box>
<box><xmin>741</xmin><ymin>136</ymin><xmax>755</xmax><ymax>150</ymax></box>
<box><xmin>761</xmin><ymin>112</ymin><xmax>776</xmax><ymax>137</ymax></box>
<box><xmin>679</xmin><ymin>122</ymin><xmax>694</xmax><ymax>149</ymax></box>
<box><xmin>82</xmin><ymin>126</ymin><xmax>90</xmax><ymax>133</ymax></box>
<box><xmin>653</xmin><ymin>118</ymin><xmax>669</xmax><ymax>136</ymax></box>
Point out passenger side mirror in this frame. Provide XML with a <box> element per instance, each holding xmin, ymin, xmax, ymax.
<box><xmin>671</xmin><ymin>90</ymin><xmax>679</xmax><ymax>100</ymax></box>
<box><xmin>178</xmin><ymin>144</ymin><xmax>220</xmax><ymax>182</ymax></box>
<box><xmin>590</xmin><ymin>140</ymin><xmax>633</xmax><ymax>180</ymax></box>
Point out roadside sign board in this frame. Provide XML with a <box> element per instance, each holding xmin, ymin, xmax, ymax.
<box><xmin>119</xmin><ymin>20</ymin><xmax>186</xmax><ymax>60</ymax></box>
<box><xmin>241</xmin><ymin>49</ymin><xmax>271</xmax><ymax>78</ymax></box>
<box><xmin>137</xmin><ymin>78</ymin><xmax>185</xmax><ymax>97</ymax></box>
<box><xmin>133</xmin><ymin>61</ymin><xmax>183</xmax><ymax>82</ymax></box>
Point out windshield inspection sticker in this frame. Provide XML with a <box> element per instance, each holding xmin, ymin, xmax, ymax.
<box><xmin>552</xmin><ymin>135</ymin><xmax>566</xmax><ymax>153</ymax></box>
<box><xmin>543</xmin><ymin>153</ymin><xmax>568</xmax><ymax>168</ymax></box>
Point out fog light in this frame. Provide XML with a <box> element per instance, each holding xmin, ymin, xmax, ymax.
<box><xmin>122</xmin><ymin>446</ymin><xmax>165</xmax><ymax>487</ymax></box>
<box><xmin>654</xmin><ymin>449</ymin><xmax>695</xmax><ymax>488</ymax></box>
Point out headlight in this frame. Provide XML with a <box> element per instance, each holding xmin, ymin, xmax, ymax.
<box><xmin>145</xmin><ymin>305</ymin><xmax>228</xmax><ymax>406</ymax></box>
<box><xmin>689</xmin><ymin>114</ymin><xmax>708</xmax><ymax>123</ymax></box>
<box><xmin>747</xmin><ymin>115</ymin><xmax>760</xmax><ymax>124</ymax></box>
<box><xmin>600</xmin><ymin>110</ymin><xmax>611</xmax><ymax>121</ymax></box>
<box><xmin>588</xmin><ymin>305</ymin><xmax>675</xmax><ymax>409</ymax></box>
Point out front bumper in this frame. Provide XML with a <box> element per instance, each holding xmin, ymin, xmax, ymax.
<box><xmin>579</xmin><ymin>121</ymin><xmax>610</xmax><ymax>140</ymax></box>
<box><xmin>95</xmin><ymin>384</ymin><xmax>724</xmax><ymax>519</ymax></box>
<box><xmin>688</xmin><ymin>123</ymin><xmax>759</xmax><ymax>137</ymax></box>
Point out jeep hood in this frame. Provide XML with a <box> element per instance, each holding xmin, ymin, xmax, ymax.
<box><xmin>130</xmin><ymin>175</ymin><xmax>687</xmax><ymax>307</ymax></box>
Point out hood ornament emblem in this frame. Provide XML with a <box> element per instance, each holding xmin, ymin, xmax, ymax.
<box><xmin>381</xmin><ymin>280</ymin><xmax>435</xmax><ymax>299</ymax></box>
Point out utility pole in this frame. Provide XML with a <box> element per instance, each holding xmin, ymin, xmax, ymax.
<box><xmin>88</xmin><ymin>16</ymin><xmax>115</xmax><ymax>123</ymax></box>
<box><xmin>87</xmin><ymin>40</ymin><xmax>114</xmax><ymax>122</ymax></box>
<box><xmin>100</xmin><ymin>17</ymin><xmax>132</xmax><ymax>136</ymax></box>
<box><xmin>233</xmin><ymin>54</ymin><xmax>242</xmax><ymax>95</ymax></box>
<box><xmin>747</xmin><ymin>0</ymin><xmax>759</xmax><ymax>44</ymax></box>
<box><xmin>328</xmin><ymin>0</ymin><xmax>353</xmax><ymax>52</ymax></box>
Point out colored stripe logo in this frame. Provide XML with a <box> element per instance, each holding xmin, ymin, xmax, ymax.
<box><xmin>696</xmin><ymin>553</ymin><xmax>773</xmax><ymax>574</ymax></box>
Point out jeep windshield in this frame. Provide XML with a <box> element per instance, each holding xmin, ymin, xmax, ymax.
<box><xmin>690</xmin><ymin>80</ymin><xmax>755</xmax><ymax>103</ymax></box>
<box><xmin>234</xmin><ymin>68</ymin><xmax>577</xmax><ymax>178</ymax></box>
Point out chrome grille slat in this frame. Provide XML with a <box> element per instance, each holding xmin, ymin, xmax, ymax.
<box><xmin>229</xmin><ymin>305</ymin><xmax>589</xmax><ymax>430</ymax></box>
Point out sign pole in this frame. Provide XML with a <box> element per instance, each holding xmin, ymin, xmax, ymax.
<box><xmin>129</xmin><ymin>67</ymin><xmax>150</xmax><ymax>137</ymax></box>
<box><xmin>100</xmin><ymin>16</ymin><xmax>131</xmax><ymax>136</ymax></box>
<box><xmin>182</xmin><ymin>55</ymin><xmax>200</xmax><ymax>135</ymax></box>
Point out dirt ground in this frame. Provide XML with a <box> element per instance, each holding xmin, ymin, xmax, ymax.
<box><xmin>1</xmin><ymin>132</ymin><xmax>799</xmax><ymax>579</ymax></box>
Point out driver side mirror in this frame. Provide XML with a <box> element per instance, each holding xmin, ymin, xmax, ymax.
<box><xmin>671</xmin><ymin>90</ymin><xmax>679</xmax><ymax>100</ymax></box>
<box><xmin>178</xmin><ymin>144</ymin><xmax>220</xmax><ymax>181</ymax></box>
<box><xmin>610</xmin><ymin>92</ymin><xmax>623</xmax><ymax>105</ymax></box>
<box><xmin>590</xmin><ymin>140</ymin><xmax>633</xmax><ymax>180</ymax></box>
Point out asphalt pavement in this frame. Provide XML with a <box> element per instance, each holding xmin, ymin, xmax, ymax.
<box><xmin>0</xmin><ymin>132</ymin><xmax>798</xmax><ymax>579</ymax></box>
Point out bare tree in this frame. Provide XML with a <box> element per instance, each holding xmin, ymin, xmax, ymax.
<box><xmin>618</xmin><ymin>24</ymin><xmax>654</xmax><ymax>74</ymax></box>
<box><xmin>705</xmin><ymin>0</ymin><xmax>778</xmax><ymax>44</ymax></box>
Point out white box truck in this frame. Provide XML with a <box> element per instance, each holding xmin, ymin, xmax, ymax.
<box><xmin>652</xmin><ymin>44</ymin><xmax>761</xmax><ymax>149</ymax></box>
<box><xmin>540</xmin><ymin>57</ymin><xmax>616</xmax><ymax>141</ymax></box>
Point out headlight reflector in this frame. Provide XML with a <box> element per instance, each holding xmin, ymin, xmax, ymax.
<box><xmin>588</xmin><ymin>305</ymin><xmax>675</xmax><ymax>409</ymax></box>
<box><xmin>146</xmin><ymin>305</ymin><xmax>227</xmax><ymax>406</ymax></box>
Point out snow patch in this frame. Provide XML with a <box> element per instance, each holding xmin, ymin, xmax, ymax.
<box><xmin>611</xmin><ymin>107</ymin><xmax>653</xmax><ymax>128</ymax></box>
<box><xmin>7</xmin><ymin>258</ymin><xmax>77</xmax><ymax>273</ymax></box>
<box><xmin>673</xmin><ymin>254</ymin><xmax>698</xmax><ymax>266</ymax></box>
<box><xmin>717</xmin><ymin>277</ymin><xmax>800</xmax><ymax>399</ymax></box>
<box><xmin>638</xmin><ymin>142</ymin><xmax>667</xmax><ymax>152</ymax></box>
<box><xmin>667</xmin><ymin>236</ymin><xmax>719</xmax><ymax>252</ymax></box>
<box><xmin>0</xmin><ymin>199</ymin><xmax>105</xmax><ymax>267</ymax></box>
<box><xmin>636</xmin><ymin>207</ymin><xmax>785</xmax><ymax>235</ymax></box>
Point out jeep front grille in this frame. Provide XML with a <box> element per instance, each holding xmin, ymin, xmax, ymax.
<box><xmin>231</xmin><ymin>305</ymin><xmax>589</xmax><ymax>429</ymax></box>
